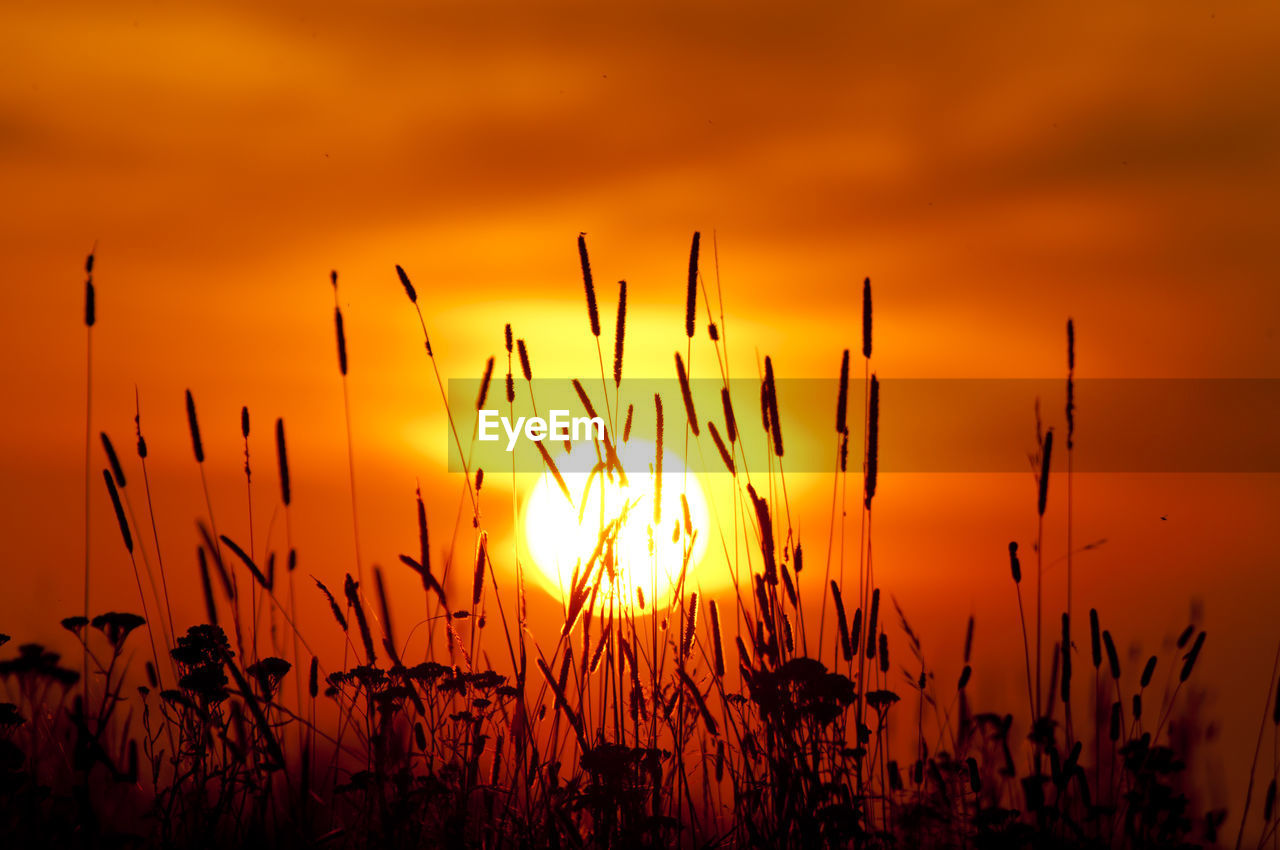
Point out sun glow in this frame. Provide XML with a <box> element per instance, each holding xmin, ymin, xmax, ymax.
<box><xmin>522</xmin><ymin>439</ymin><xmax>711</xmax><ymax>611</ymax></box>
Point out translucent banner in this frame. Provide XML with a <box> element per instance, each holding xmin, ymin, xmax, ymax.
<box><xmin>445</xmin><ymin>378</ymin><xmax>1280</xmax><ymax>474</ymax></box>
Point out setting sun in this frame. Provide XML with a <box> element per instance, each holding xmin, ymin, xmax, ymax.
<box><xmin>521</xmin><ymin>439</ymin><xmax>711</xmax><ymax>610</ymax></box>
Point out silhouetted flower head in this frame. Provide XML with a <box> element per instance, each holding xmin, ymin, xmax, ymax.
<box><xmin>60</xmin><ymin>617</ymin><xmax>89</xmax><ymax>636</ymax></box>
<box><xmin>171</xmin><ymin>625</ymin><xmax>231</xmax><ymax>704</ymax></box>
<box><xmin>171</xmin><ymin>624</ymin><xmax>231</xmax><ymax>668</ymax></box>
<box><xmin>0</xmin><ymin>644</ymin><xmax>79</xmax><ymax>687</ymax></box>
<box><xmin>247</xmin><ymin>657</ymin><xmax>291</xmax><ymax>700</ymax></box>
<box><xmin>745</xmin><ymin>657</ymin><xmax>858</xmax><ymax>727</ymax></box>
<box><xmin>405</xmin><ymin>662</ymin><xmax>449</xmax><ymax>683</ymax></box>
<box><xmin>91</xmin><ymin>612</ymin><xmax>146</xmax><ymax>649</ymax></box>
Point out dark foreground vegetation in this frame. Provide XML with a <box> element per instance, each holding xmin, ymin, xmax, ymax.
<box><xmin>2</xmin><ymin>240</ymin><xmax>1277</xmax><ymax>849</ymax></box>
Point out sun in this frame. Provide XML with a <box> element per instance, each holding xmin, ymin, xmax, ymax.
<box><xmin>521</xmin><ymin>439</ymin><xmax>711</xmax><ymax>611</ymax></box>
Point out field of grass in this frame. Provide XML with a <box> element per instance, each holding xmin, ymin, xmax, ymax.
<box><xmin>1</xmin><ymin>239</ymin><xmax>1277</xmax><ymax>849</ymax></box>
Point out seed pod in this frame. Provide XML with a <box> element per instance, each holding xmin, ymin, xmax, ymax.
<box><xmin>1089</xmin><ymin>608</ymin><xmax>1101</xmax><ymax>668</ymax></box>
<box><xmin>1140</xmin><ymin>655</ymin><xmax>1157</xmax><ymax>688</ymax></box>
<box><xmin>1180</xmin><ymin>631</ymin><xmax>1205</xmax><ymax>682</ymax></box>
<box><xmin>861</xmin><ymin>277</ymin><xmax>872</xmax><ymax>359</ymax></box>
<box><xmin>836</xmin><ymin>349</ymin><xmax>850</xmax><ymax>435</ymax></box>
<box><xmin>275</xmin><ymin>418</ymin><xmax>291</xmax><ymax>507</ymax></box>
<box><xmin>345</xmin><ymin>573</ymin><xmax>376</xmax><ymax>665</ymax></box>
<box><xmin>708</xmin><ymin>421</ymin><xmax>735</xmax><ymax>474</ymax></box>
<box><xmin>614</xmin><ymin>280</ymin><xmax>627</xmax><ymax>386</ymax></box>
<box><xmin>866</xmin><ymin>588</ymin><xmax>880</xmax><ymax>660</ymax></box>
<box><xmin>721</xmin><ymin>387</ymin><xmax>737</xmax><ymax>443</ymax></box>
<box><xmin>100</xmin><ymin>432</ymin><xmax>126</xmax><ymax>488</ymax></box>
<box><xmin>709</xmin><ymin>600</ymin><xmax>726</xmax><ymax>677</ymax></box>
<box><xmin>831</xmin><ymin>581</ymin><xmax>851</xmax><ymax>662</ymax></box>
<box><xmin>865</xmin><ymin>375</ymin><xmax>879</xmax><ymax>508</ymax></box>
<box><xmin>477</xmin><ymin>357</ymin><xmax>494</xmax><ymax>410</ymax></box>
<box><xmin>685</xmin><ymin>231</ymin><xmax>700</xmax><ymax>338</ymax></box>
<box><xmin>1103</xmin><ymin>630</ymin><xmax>1120</xmax><ymax>679</ymax></box>
<box><xmin>395</xmin><ymin>264</ymin><xmax>417</xmax><ymax>303</ymax></box>
<box><xmin>103</xmin><ymin>470</ymin><xmax>132</xmax><ymax>553</ymax></box>
<box><xmin>186</xmin><ymin>389</ymin><xmax>204</xmax><ymax>463</ymax></box>
<box><xmin>472</xmin><ymin>533</ymin><xmax>488</xmax><ymax>606</ymax></box>
<box><xmin>653</xmin><ymin>394</ymin><xmax>664</xmax><ymax>526</ymax></box>
<box><xmin>134</xmin><ymin>390</ymin><xmax>147</xmax><ymax>459</ymax></box>
<box><xmin>578</xmin><ymin>234</ymin><xmax>600</xmax><ymax>337</ymax></box>
<box><xmin>681</xmin><ymin>593</ymin><xmax>699</xmax><ymax>659</ymax></box>
<box><xmin>517</xmin><ymin>339</ymin><xmax>532</xmax><ymax>381</ymax></box>
<box><xmin>84</xmin><ymin>270</ymin><xmax>96</xmax><ymax>327</ymax></box>
<box><xmin>1038</xmin><ymin>429</ymin><xmax>1054</xmax><ymax>516</ymax></box>
<box><xmin>334</xmin><ymin>306</ymin><xmax>348</xmax><ymax>376</ymax></box>
<box><xmin>765</xmin><ymin>356</ymin><xmax>783</xmax><ymax>457</ymax></box>
<box><xmin>675</xmin><ymin>352</ymin><xmax>699</xmax><ymax>437</ymax></box>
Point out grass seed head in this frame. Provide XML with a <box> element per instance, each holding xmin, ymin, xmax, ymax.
<box><xmin>185</xmin><ymin>389</ymin><xmax>204</xmax><ymax>464</ymax></box>
<box><xmin>395</xmin><ymin>264</ymin><xmax>417</xmax><ymax>303</ymax></box>
<box><xmin>578</xmin><ymin>234</ymin><xmax>600</xmax><ymax>337</ymax></box>
<box><xmin>100</xmin><ymin>433</ymin><xmax>126</xmax><ymax>488</ymax></box>
<box><xmin>836</xmin><ymin>349</ymin><xmax>850</xmax><ymax>435</ymax></box>
<box><xmin>102</xmin><ymin>469</ymin><xmax>132</xmax><ymax>553</ymax></box>
<box><xmin>614</xmin><ymin>280</ymin><xmax>627</xmax><ymax>385</ymax></box>
<box><xmin>676</xmin><ymin>352</ymin><xmax>700</xmax><ymax>437</ymax></box>
<box><xmin>275</xmin><ymin>418</ymin><xmax>291</xmax><ymax>507</ymax></box>
<box><xmin>862</xmin><ymin>277</ymin><xmax>872</xmax><ymax>359</ymax></box>
<box><xmin>865</xmin><ymin>374</ymin><xmax>880</xmax><ymax>508</ymax></box>
<box><xmin>477</xmin><ymin>356</ymin><xmax>494</xmax><ymax>410</ymax></box>
<box><xmin>686</xmin><ymin>231</ymin><xmax>700</xmax><ymax>337</ymax></box>
<box><xmin>517</xmin><ymin>339</ymin><xmax>532</xmax><ymax>382</ymax></box>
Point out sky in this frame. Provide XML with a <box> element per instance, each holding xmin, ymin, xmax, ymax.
<box><xmin>2</xmin><ymin>0</ymin><xmax>1279</xmax><ymax>824</ymax></box>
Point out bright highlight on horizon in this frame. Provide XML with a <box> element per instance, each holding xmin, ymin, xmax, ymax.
<box><xmin>521</xmin><ymin>439</ymin><xmax>711</xmax><ymax>610</ymax></box>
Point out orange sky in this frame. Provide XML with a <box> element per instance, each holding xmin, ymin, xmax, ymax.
<box><xmin>3</xmin><ymin>0</ymin><xmax>1279</xmax><ymax>823</ymax></box>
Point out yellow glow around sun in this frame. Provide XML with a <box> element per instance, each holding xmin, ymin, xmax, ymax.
<box><xmin>522</xmin><ymin>439</ymin><xmax>710</xmax><ymax>611</ymax></box>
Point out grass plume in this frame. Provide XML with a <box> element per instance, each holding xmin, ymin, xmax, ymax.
<box><xmin>614</xmin><ymin>280</ymin><xmax>626</xmax><ymax>386</ymax></box>
<box><xmin>686</xmin><ymin>231</ymin><xmax>700</xmax><ymax>338</ymax></box>
<box><xmin>865</xmin><ymin>374</ymin><xmax>879</xmax><ymax>508</ymax></box>
<box><xmin>578</xmin><ymin>234</ymin><xmax>600</xmax><ymax>337</ymax></box>
<box><xmin>675</xmin><ymin>352</ymin><xmax>699</xmax><ymax>437</ymax></box>
<box><xmin>862</xmin><ymin>276</ymin><xmax>872</xmax><ymax>359</ymax></box>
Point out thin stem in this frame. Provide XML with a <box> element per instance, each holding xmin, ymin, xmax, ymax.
<box><xmin>82</xmin><ymin>326</ymin><xmax>92</xmax><ymax>707</ymax></box>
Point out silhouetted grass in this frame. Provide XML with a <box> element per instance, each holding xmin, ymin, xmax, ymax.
<box><xmin>0</xmin><ymin>240</ymin><xmax>1271</xmax><ymax>850</ymax></box>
